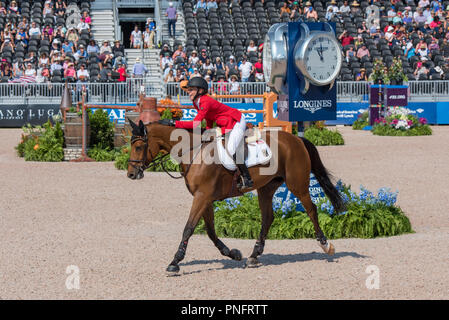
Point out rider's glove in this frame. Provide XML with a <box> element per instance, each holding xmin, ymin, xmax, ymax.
<box><xmin>158</xmin><ymin>119</ymin><xmax>176</xmax><ymax>126</ymax></box>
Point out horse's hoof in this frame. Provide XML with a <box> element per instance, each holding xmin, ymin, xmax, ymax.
<box><xmin>229</xmin><ymin>249</ymin><xmax>242</xmax><ymax>261</ymax></box>
<box><xmin>166</xmin><ymin>264</ymin><xmax>180</xmax><ymax>275</ymax></box>
<box><xmin>245</xmin><ymin>257</ymin><xmax>261</xmax><ymax>268</ymax></box>
<box><xmin>319</xmin><ymin>242</ymin><xmax>335</xmax><ymax>256</ymax></box>
<box><xmin>327</xmin><ymin>243</ymin><xmax>335</xmax><ymax>256</ymax></box>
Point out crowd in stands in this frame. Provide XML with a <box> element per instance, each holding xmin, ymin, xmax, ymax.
<box><xmin>159</xmin><ymin>0</ymin><xmax>449</xmax><ymax>87</ymax></box>
<box><xmin>0</xmin><ymin>0</ymin><xmax>131</xmax><ymax>84</ymax></box>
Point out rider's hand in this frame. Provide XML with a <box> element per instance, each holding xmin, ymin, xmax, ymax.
<box><xmin>158</xmin><ymin>119</ymin><xmax>176</xmax><ymax>126</ymax></box>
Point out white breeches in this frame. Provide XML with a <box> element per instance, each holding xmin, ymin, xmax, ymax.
<box><xmin>226</xmin><ymin>114</ymin><xmax>247</xmax><ymax>158</ymax></box>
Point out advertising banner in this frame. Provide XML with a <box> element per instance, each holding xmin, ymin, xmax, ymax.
<box><xmin>0</xmin><ymin>104</ymin><xmax>62</xmax><ymax>127</ymax></box>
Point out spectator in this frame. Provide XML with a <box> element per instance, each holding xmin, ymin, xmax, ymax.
<box><xmin>76</xmin><ymin>64</ymin><xmax>89</xmax><ymax>83</ymax></box>
<box><xmin>87</xmin><ymin>40</ymin><xmax>99</xmax><ymax>54</ymax></box>
<box><xmin>346</xmin><ymin>46</ymin><xmax>355</xmax><ymax>62</ymax></box>
<box><xmin>131</xmin><ymin>25</ymin><xmax>142</xmax><ymax>49</ymax></box>
<box><xmin>306</xmin><ymin>3</ymin><xmax>318</xmax><ymax>21</ymax></box>
<box><xmin>229</xmin><ymin>75</ymin><xmax>240</xmax><ymax>97</ymax></box>
<box><xmin>385</xmin><ymin>26</ymin><xmax>396</xmax><ymax>44</ymax></box>
<box><xmin>143</xmin><ymin>26</ymin><xmax>154</xmax><ymax>49</ymax></box>
<box><xmin>13</xmin><ymin>61</ymin><xmax>25</xmax><ymax>78</ymax></box>
<box><xmin>326</xmin><ymin>7</ymin><xmax>335</xmax><ymax>21</ymax></box>
<box><xmin>64</xmin><ymin>62</ymin><xmax>77</xmax><ymax>81</ymax></box>
<box><xmin>247</xmin><ymin>40</ymin><xmax>258</xmax><ymax>54</ymax></box>
<box><xmin>189</xmin><ymin>50</ymin><xmax>199</xmax><ymax>65</ymax></box>
<box><xmin>77</xmin><ymin>17</ymin><xmax>90</xmax><ymax>33</ymax></box>
<box><xmin>198</xmin><ymin>49</ymin><xmax>209</xmax><ymax>64</ymax></box>
<box><xmin>164</xmin><ymin>69</ymin><xmax>175</xmax><ymax>82</ymax></box>
<box><xmin>254</xmin><ymin>57</ymin><xmax>264</xmax><ymax>82</ymax></box>
<box><xmin>160</xmin><ymin>52</ymin><xmax>173</xmax><ymax>73</ymax></box>
<box><xmin>112</xmin><ymin>40</ymin><xmax>125</xmax><ymax>57</ymax></box>
<box><xmin>82</xmin><ymin>11</ymin><xmax>92</xmax><ymax>25</ymax></box>
<box><xmin>172</xmin><ymin>45</ymin><xmax>187</xmax><ymax>61</ymax></box>
<box><xmin>100</xmin><ymin>40</ymin><xmax>112</xmax><ymax>55</ymax></box>
<box><xmin>132</xmin><ymin>57</ymin><xmax>148</xmax><ymax>78</ymax></box>
<box><xmin>24</xmin><ymin>63</ymin><xmax>37</xmax><ymax>77</ymax></box>
<box><xmin>39</xmin><ymin>53</ymin><xmax>50</xmax><ymax>68</ymax></box>
<box><xmin>239</xmin><ymin>56</ymin><xmax>253</xmax><ymax>82</ymax></box>
<box><xmin>280</xmin><ymin>2</ymin><xmax>291</xmax><ymax>17</ymax></box>
<box><xmin>327</xmin><ymin>0</ymin><xmax>339</xmax><ymax>13</ymax></box>
<box><xmin>29</xmin><ymin>22</ymin><xmax>41</xmax><ymax>37</ymax></box>
<box><xmin>339</xmin><ymin>30</ymin><xmax>354</xmax><ymax>46</ymax></box>
<box><xmin>194</xmin><ymin>0</ymin><xmax>207</xmax><ymax>14</ymax></box>
<box><xmin>350</xmin><ymin>1</ymin><xmax>361</xmax><ymax>16</ymax></box>
<box><xmin>159</xmin><ymin>43</ymin><xmax>172</xmax><ymax>59</ymax></box>
<box><xmin>117</xmin><ymin>63</ymin><xmax>128</xmax><ymax>82</ymax></box>
<box><xmin>67</xmin><ymin>28</ymin><xmax>79</xmax><ymax>44</ymax></box>
<box><xmin>356</xmin><ymin>68</ymin><xmax>368</xmax><ymax>81</ymax></box>
<box><xmin>214</xmin><ymin>57</ymin><xmax>225</xmax><ymax>74</ymax></box>
<box><xmin>206</xmin><ymin>0</ymin><xmax>218</xmax><ymax>11</ymax></box>
<box><xmin>166</xmin><ymin>2</ymin><xmax>178</xmax><ymax>38</ymax></box>
<box><xmin>357</xmin><ymin>44</ymin><xmax>370</xmax><ymax>59</ymax></box>
<box><xmin>358</xmin><ymin>21</ymin><xmax>369</xmax><ymax>34</ymax></box>
<box><xmin>76</xmin><ymin>43</ymin><xmax>88</xmax><ymax>58</ymax></box>
<box><xmin>225</xmin><ymin>55</ymin><xmax>238</xmax><ymax>79</ymax></box>
<box><xmin>190</xmin><ymin>67</ymin><xmax>201</xmax><ymax>78</ymax></box>
<box><xmin>340</xmin><ymin>0</ymin><xmax>350</xmax><ymax>14</ymax></box>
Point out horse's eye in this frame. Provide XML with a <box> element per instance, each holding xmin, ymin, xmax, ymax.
<box><xmin>136</xmin><ymin>146</ymin><xmax>142</xmax><ymax>152</ymax></box>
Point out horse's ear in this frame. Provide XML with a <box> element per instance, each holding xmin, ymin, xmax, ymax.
<box><xmin>129</xmin><ymin>118</ymin><xmax>143</xmax><ymax>136</ymax></box>
<box><xmin>138</xmin><ymin>120</ymin><xmax>145</xmax><ymax>129</ymax></box>
<box><xmin>128</xmin><ymin>118</ymin><xmax>138</xmax><ymax>131</ymax></box>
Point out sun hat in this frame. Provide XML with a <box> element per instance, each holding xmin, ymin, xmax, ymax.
<box><xmin>136</xmin><ymin>57</ymin><xmax>141</xmax><ymax>62</ymax></box>
<box><xmin>351</xmin><ymin>1</ymin><xmax>360</xmax><ymax>6</ymax></box>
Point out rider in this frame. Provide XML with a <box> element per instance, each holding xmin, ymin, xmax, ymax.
<box><xmin>160</xmin><ymin>76</ymin><xmax>254</xmax><ymax>189</ymax></box>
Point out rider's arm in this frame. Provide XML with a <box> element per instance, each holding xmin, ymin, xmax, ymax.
<box><xmin>175</xmin><ymin>105</ymin><xmax>207</xmax><ymax>129</ymax></box>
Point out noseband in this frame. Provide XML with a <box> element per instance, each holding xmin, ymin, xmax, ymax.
<box><xmin>128</xmin><ymin>130</ymin><xmax>151</xmax><ymax>174</ymax></box>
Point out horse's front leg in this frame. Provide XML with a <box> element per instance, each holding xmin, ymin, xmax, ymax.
<box><xmin>203</xmin><ymin>204</ymin><xmax>242</xmax><ymax>261</ymax></box>
<box><xmin>166</xmin><ymin>195</ymin><xmax>211</xmax><ymax>275</ymax></box>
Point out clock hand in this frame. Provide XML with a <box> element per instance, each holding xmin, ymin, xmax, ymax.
<box><xmin>319</xmin><ymin>44</ymin><xmax>324</xmax><ymax>62</ymax></box>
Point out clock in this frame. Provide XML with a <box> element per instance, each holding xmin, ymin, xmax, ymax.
<box><xmin>263</xmin><ymin>23</ymin><xmax>288</xmax><ymax>95</ymax></box>
<box><xmin>294</xmin><ymin>23</ymin><xmax>342</xmax><ymax>93</ymax></box>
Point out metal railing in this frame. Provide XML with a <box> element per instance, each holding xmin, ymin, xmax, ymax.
<box><xmin>2</xmin><ymin>80</ymin><xmax>449</xmax><ymax>105</ymax></box>
<box><xmin>154</xmin><ymin>0</ymin><xmax>162</xmax><ymax>45</ymax></box>
<box><xmin>116</xmin><ymin>0</ymin><xmax>155</xmax><ymax>7</ymax></box>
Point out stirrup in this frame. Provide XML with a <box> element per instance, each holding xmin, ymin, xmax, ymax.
<box><xmin>237</xmin><ymin>174</ymin><xmax>254</xmax><ymax>190</ymax></box>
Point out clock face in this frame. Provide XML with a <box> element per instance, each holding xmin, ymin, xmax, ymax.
<box><xmin>263</xmin><ymin>35</ymin><xmax>272</xmax><ymax>84</ymax></box>
<box><xmin>299</xmin><ymin>33</ymin><xmax>342</xmax><ymax>85</ymax></box>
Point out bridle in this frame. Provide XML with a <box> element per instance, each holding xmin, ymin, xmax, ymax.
<box><xmin>128</xmin><ymin>125</ymin><xmax>206</xmax><ymax>180</ymax></box>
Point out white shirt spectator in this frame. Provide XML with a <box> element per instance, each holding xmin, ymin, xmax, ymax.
<box><xmin>340</xmin><ymin>4</ymin><xmax>350</xmax><ymax>13</ymax></box>
<box><xmin>29</xmin><ymin>26</ymin><xmax>41</xmax><ymax>36</ymax></box>
<box><xmin>418</xmin><ymin>0</ymin><xmax>430</xmax><ymax>8</ymax></box>
<box><xmin>77</xmin><ymin>68</ymin><xmax>89</xmax><ymax>80</ymax></box>
<box><xmin>239</xmin><ymin>61</ymin><xmax>253</xmax><ymax>79</ymax></box>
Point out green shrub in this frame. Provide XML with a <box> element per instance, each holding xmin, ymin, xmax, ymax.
<box><xmin>195</xmin><ymin>184</ymin><xmax>413</xmax><ymax>239</ymax></box>
<box><xmin>304</xmin><ymin>124</ymin><xmax>344</xmax><ymax>146</ymax></box>
<box><xmin>89</xmin><ymin>109</ymin><xmax>114</xmax><ymax>149</ymax></box>
<box><xmin>352</xmin><ymin>110</ymin><xmax>369</xmax><ymax>130</ymax></box>
<box><xmin>16</xmin><ymin>121</ymin><xmax>64</xmax><ymax>162</ymax></box>
<box><xmin>87</xmin><ymin>146</ymin><xmax>119</xmax><ymax>162</ymax></box>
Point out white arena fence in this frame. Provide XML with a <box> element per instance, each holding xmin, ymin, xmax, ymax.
<box><xmin>1</xmin><ymin>80</ymin><xmax>449</xmax><ymax>105</ymax></box>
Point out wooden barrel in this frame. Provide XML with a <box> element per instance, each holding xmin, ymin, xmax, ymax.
<box><xmin>64</xmin><ymin>112</ymin><xmax>90</xmax><ymax>148</ymax></box>
<box><xmin>114</xmin><ymin>123</ymin><xmax>126</xmax><ymax>148</ymax></box>
<box><xmin>124</xmin><ymin>111</ymin><xmax>140</xmax><ymax>139</ymax></box>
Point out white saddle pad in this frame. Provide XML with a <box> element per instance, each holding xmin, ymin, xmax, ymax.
<box><xmin>216</xmin><ymin>136</ymin><xmax>272</xmax><ymax>171</ymax></box>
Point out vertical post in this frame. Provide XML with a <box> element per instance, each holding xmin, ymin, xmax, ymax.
<box><xmin>81</xmin><ymin>91</ymin><xmax>87</xmax><ymax>157</ymax></box>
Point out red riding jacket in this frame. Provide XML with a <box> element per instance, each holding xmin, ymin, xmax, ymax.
<box><xmin>175</xmin><ymin>95</ymin><xmax>242</xmax><ymax>132</ymax></box>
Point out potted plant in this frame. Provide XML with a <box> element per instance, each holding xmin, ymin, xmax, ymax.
<box><xmin>387</xmin><ymin>57</ymin><xmax>408</xmax><ymax>85</ymax></box>
<box><xmin>368</xmin><ymin>59</ymin><xmax>390</xmax><ymax>85</ymax></box>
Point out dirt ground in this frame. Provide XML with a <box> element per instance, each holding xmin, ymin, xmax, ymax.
<box><xmin>0</xmin><ymin>126</ymin><xmax>448</xmax><ymax>300</ymax></box>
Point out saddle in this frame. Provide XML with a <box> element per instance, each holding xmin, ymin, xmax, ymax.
<box><xmin>216</xmin><ymin>127</ymin><xmax>272</xmax><ymax>171</ymax></box>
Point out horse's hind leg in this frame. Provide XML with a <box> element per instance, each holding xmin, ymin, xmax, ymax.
<box><xmin>203</xmin><ymin>204</ymin><xmax>242</xmax><ymax>261</ymax></box>
<box><xmin>286</xmin><ymin>180</ymin><xmax>335</xmax><ymax>255</ymax></box>
<box><xmin>246</xmin><ymin>178</ymin><xmax>284</xmax><ymax>268</ymax></box>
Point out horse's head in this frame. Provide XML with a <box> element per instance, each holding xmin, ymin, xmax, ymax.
<box><xmin>127</xmin><ymin>119</ymin><xmax>160</xmax><ymax>180</ymax></box>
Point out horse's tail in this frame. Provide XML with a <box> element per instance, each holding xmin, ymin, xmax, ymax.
<box><xmin>299</xmin><ymin>137</ymin><xmax>346</xmax><ymax>213</ymax></box>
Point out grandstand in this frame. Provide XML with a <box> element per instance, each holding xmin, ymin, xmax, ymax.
<box><xmin>0</xmin><ymin>0</ymin><xmax>449</xmax><ymax>104</ymax></box>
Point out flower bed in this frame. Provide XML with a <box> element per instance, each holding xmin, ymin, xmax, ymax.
<box><xmin>195</xmin><ymin>181</ymin><xmax>413</xmax><ymax>239</ymax></box>
<box><xmin>372</xmin><ymin>107</ymin><xmax>432</xmax><ymax>136</ymax></box>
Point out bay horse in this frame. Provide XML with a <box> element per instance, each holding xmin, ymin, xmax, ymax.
<box><xmin>127</xmin><ymin>120</ymin><xmax>345</xmax><ymax>274</ymax></box>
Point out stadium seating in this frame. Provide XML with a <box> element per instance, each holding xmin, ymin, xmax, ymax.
<box><xmin>173</xmin><ymin>0</ymin><xmax>449</xmax><ymax>82</ymax></box>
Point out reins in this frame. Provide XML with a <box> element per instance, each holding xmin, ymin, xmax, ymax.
<box><xmin>128</xmin><ymin>129</ymin><xmax>208</xmax><ymax>180</ymax></box>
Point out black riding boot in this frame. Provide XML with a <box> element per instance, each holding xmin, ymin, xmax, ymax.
<box><xmin>233</xmin><ymin>153</ymin><xmax>254</xmax><ymax>189</ymax></box>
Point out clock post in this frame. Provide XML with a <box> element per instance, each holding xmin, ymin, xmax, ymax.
<box><xmin>263</xmin><ymin>22</ymin><xmax>342</xmax><ymax>136</ymax></box>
